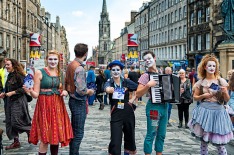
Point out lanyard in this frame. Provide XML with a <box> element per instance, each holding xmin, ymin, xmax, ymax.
<box><xmin>113</xmin><ymin>79</ymin><xmax>123</xmax><ymax>102</ymax></box>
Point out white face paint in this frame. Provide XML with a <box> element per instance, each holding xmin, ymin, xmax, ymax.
<box><xmin>143</xmin><ymin>54</ymin><xmax>155</xmax><ymax>68</ymax></box>
<box><xmin>47</xmin><ymin>55</ymin><xmax>59</xmax><ymax>68</ymax></box>
<box><xmin>205</xmin><ymin>61</ymin><xmax>216</xmax><ymax>74</ymax></box>
<box><xmin>111</xmin><ymin>66</ymin><xmax>121</xmax><ymax>78</ymax></box>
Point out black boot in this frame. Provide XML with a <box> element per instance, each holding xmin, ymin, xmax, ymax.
<box><xmin>99</xmin><ymin>103</ymin><xmax>105</xmax><ymax>110</ymax></box>
<box><xmin>178</xmin><ymin>121</ymin><xmax>182</xmax><ymax>128</ymax></box>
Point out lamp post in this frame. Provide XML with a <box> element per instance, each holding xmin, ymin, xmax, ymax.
<box><xmin>44</xmin><ymin>17</ymin><xmax>49</xmax><ymax>54</ymax></box>
<box><xmin>16</xmin><ymin>0</ymin><xmax>19</xmax><ymax>61</ymax></box>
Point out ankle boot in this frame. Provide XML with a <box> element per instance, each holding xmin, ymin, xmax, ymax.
<box><xmin>38</xmin><ymin>152</ymin><xmax>47</xmax><ymax>155</ymax></box>
<box><xmin>178</xmin><ymin>121</ymin><xmax>182</xmax><ymax>128</ymax></box>
<box><xmin>99</xmin><ymin>103</ymin><xmax>105</xmax><ymax>110</ymax></box>
<box><xmin>185</xmin><ymin>122</ymin><xmax>189</xmax><ymax>129</ymax></box>
<box><xmin>5</xmin><ymin>138</ymin><xmax>20</xmax><ymax>150</ymax></box>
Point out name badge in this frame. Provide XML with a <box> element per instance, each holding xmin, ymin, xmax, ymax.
<box><xmin>117</xmin><ymin>101</ymin><xmax>124</xmax><ymax>109</ymax></box>
<box><xmin>112</xmin><ymin>88</ymin><xmax>125</xmax><ymax>100</ymax></box>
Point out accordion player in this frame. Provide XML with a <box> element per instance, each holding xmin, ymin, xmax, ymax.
<box><xmin>148</xmin><ymin>73</ymin><xmax>180</xmax><ymax>104</ymax></box>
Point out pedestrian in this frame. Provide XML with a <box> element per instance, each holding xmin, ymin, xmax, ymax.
<box><xmin>104</xmin><ymin>60</ymin><xmax>138</xmax><ymax>155</ymax></box>
<box><xmin>136</xmin><ymin>50</ymin><xmax>168</xmax><ymax>155</ymax></box>
<box><xmin>87</xmin><ymin>66</ymin><xmax>96</xmax><ymax>105</ymax></box>
<box><xmin>177</xmin><ymin>69</ymin><xmax>192</xmax><ymax>128</ymax></box>
<box><xmin>104</xmin><ymin>66</ymin><xmax>111</xmax><ymax>105</ymax></box>
<box><xmin>164</xmin><ymin>67</ymin><xmax>173</xmax><ymax>127</ymax></box>
<box><xmin>189</xmin><ymin>68</ymin><xmax>195</xmax><ymax>84</ymax></box>
<box><xmin>227</xmin><ymin>71</ymin><xmax>234</xmax><ymax>125</ymax></box>
<box><xmin>123</xmin><ymin>67</ymin><xmax>129</xmax><ymax>79</ymax></box>
<box><xmin>23</xmin><ymin>50</ymin><xmax>73</xmax><ymax>155</ymax></box>
<box><xmin>128</xmin><ymin>66</ymin><xmax>139</xmax><ymax>101</ymax></box>
<box><xmin>0</xmin><ymin>59</ymin><xmax>31</xmax><ymax>150</ymax></box>
<box><xmin>65</xmin><ymin>43</ymin><xmax>94</xmax><ymax>155</ymax></box>
<box><xmin>188</xmin><ymin>54</ymin><xmax>233</xmax><ymax>155</ymax></box>
<box><xmin>95</xmin><ymin>69</ymin><xmax>106</xmax><ymax>110</ymax></box>
<box><xmin>0</xmin><ymin>58</ymin><xmax>9</xmax><ymax>123</ymax></box>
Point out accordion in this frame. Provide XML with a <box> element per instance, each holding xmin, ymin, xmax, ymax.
<box><xmin>149</xmin><ymin>73</ymin><xmax>180</xmax><ymax>104</ymax></box>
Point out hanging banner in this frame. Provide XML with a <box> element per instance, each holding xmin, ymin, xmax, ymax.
<box><xmin>30</xmin><ymin>33</ymin><xmax>41</xmax><ymax>47</ymax></box>
<box><xmin>127</xmin><ymin>34</ymin><xmax>138</xmax><ymax>47</ymax></box>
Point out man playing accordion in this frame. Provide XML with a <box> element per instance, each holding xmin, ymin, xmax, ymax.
<box><xmin>136</xmin><ymin>51</ymin><xmax>168</xmax><ymax>155</ymax></box>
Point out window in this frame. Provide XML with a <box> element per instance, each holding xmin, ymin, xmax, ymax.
<box><xmin>6</xmin><ymin>35</ymin><xmax>10</xmax><ymax>48</ymax></box>
<box><xmin>175</xmin><ymin>10</ymin><xmax>178</xmax><ymax>21</ymax></box>
<box><xmin>0</xmin><ymin>33</ymin><xmax>2</xmax><ymax>47</ymax></box>
<box><xmin>197</xmin><ymin>35</ymin><xmax>202</xmax><ymax>50</ymax></box>
<box><xmin>183</xmin><ymin>25</ymin><xmax>187</xmax><ymax>38</ymax></box>
<box><xmin>190</xmin><ymin>36</ymin><xmax>194</xmax><ymax>51</ymax></box>
<box><xmin>184</xmin><ymin>6</ymin><xmax>187</xmax><ymax>18</ymax></box>
<box><xmin>168</xmin><ymin>13</ymin><xmax>170</xmax><ymax>24</ymax></box>
<box><xmin>171</xmin><ymin>12</ymin><xmax>174</xmax><ymax>23</ymax></box>
<box><xmin>197</xmin><ymin>10</ymin><xmax>202</xmax><ymax>24</ymax></box>
<box><xmin>179</xmin><ymin>27</ymin><xmax>182</xmax><ymax>39</ymax></box>
<box><xmin>175</xmin><ymin>28</ymin><xmax>178</xmax><ymax>39</ymax></box>
<box><xmin>171</xmin><ymin>29</ymin><xmax>174</xmax><ymax>40</ymax></box>
<box><xmin>165</xmin><ymin>31</ymin><xmax>167</xmax><ymax>42</ymax></box>
<box><xmin>179</xmin><ymin>8</ymin><xmax>182</xmax><ymax>20</ymax></box>
<box><xmin>206</xmin><ymin>7</ymin><xmax>210</xmax><ymax>22</ymax></box>
<box><xmin>104</xmin><ymin>42</ymin><xmax>107</xmax><ymax>51</ymax></box>
<box><xmin>205</xmin><ymin>33</ymin><xmax>210</xmax><ymax>49</ymax></box>
<box><xmin>190</xmin><ymin>12</ymin><xmax>194</xmax><ymax>26</ymax></box>
<box><xmin>13</xmin><ymin>37</ymin><xmax>16</xmax><ymax>49</ymax></box>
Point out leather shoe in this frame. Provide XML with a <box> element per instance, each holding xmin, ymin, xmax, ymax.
<box><xmin>5</xmin><ymin>141</ymin><xmax>20</xmax><ymax>150</ymax></box>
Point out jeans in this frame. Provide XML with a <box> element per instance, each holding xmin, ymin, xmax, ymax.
<box><xmin>88</xmin><ymin>94</ymin><xmax>95</xmax><ymax>105</ymax></box>
<box><xmin>69</xmin><ymin>97</ymin><xmax>87</xmax><ymax>155</ymax></box>
<box><xmin>168</xmin><ymin>103</ymin><xmax>172</xmax><ymax>121</ymax></box>
<box><xmin>104</xmin><ymin>94</ymin><xmax>108</xmax><ymax>105</ymax></box>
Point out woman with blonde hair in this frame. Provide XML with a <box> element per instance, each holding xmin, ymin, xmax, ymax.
<box><xmin>177</xmin><ymin>69</ymin><xmax>192</xmax><ymax>128</ymax></box>
<box><xmin>24</xmin><ymin>50</ymin><xmax>73</xmax><ymax>155</ymax></box>
<box><xmin>188</xmin><ymin>54</ymin><xmax>233</xmax><ymax>155</ymax></box>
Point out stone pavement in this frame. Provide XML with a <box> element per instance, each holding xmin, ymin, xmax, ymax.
<box><xmin>0</xmin><ymin>97</ymin><xmax>233</xmax><ymax>155</ymax></box>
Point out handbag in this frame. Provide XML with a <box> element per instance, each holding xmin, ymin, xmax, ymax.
<box><xmin>25</xmin><ymin>93</ymin><xmax>32</xmax><ymax>102</ymax></box>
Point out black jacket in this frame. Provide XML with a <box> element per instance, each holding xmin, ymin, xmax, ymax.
<box><xmin>5</xmin><ymin>72</ymin><xmax>26</xmax><ymax>101</ymax></box>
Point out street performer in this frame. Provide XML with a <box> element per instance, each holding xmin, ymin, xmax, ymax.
<box><xmin>104</xmin><ymin>60</ymin><xmax>138</xmax><ymax>155</ymax></box>
<box><xmin>136</xmin><ymin>51</ymin><xmax>168</xmax><ymax>155</ymax></box>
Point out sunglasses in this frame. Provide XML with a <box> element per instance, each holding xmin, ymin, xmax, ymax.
<box><xmin>111</xmin><ymin>69</ymin><xmax>120</xmax><ymax>71</ymax></box>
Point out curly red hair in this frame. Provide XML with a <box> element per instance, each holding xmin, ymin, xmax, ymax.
<box><xmin>197</xmin><ymin>54</ymin><xmax>220</xmax><ymax>80</ymax></box>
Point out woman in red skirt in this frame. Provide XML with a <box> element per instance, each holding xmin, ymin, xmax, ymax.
<box><xmin>24</xmin><ymin>50</ymin><xmax>73</xmax><ymax>155</ymax></box>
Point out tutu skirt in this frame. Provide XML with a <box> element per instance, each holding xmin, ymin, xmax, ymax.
<box><xmin>188</xmin><ymin>102</ymin><xmax>233</xmax><ymax>145</ymax></box>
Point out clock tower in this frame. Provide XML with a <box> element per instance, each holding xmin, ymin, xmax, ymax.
<box><xmin>99</xmin><ymin>0</ymin><xmax>111</xmax><ymax>64</ymax></box>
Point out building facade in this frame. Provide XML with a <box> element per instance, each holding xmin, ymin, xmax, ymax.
<box><xmin>99</xmin><ymin>0</ymin><xmax>111</xmax><ymax>65</ymax></box>
<box><xmin>0</xmin><ymin>0</ymin><xmax>69</xmax><ymax>67</ymax></box>
<box><xmin>135</xmin><ymin>2</ymin><xmax>150</xmax><ymax>60</ymax></box>
<box><xmin>187</xmin><ymin>0</ymin><xmax>224</xmax><ymax>68</ymax></box>
<box><xmin>149</xmin><ymin>0</ymin><xmax>187</xmax><ymax>70</ymax></box>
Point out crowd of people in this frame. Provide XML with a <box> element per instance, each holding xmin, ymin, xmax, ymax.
<box><xmin>0</xmin><ymin>43</ymin><xmax>233</xmax><ymax>155</ymax></box>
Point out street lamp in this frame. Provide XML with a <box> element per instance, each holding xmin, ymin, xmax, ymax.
<box><xmin>44</xmin><ymin>17</ymin><xmax>49</xmax><ymax>54</ymax></box>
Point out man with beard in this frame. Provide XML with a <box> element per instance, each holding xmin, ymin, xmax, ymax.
<box><xmin>136</xmin><ymin>51</ymin><xmax>168</xmax><ymax>155</ymax></box>
<box><xmin>65</xmin><ymin>43</ymin><xmax>94</xmax><ymax>155</ymax></box>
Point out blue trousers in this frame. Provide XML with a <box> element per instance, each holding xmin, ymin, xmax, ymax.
<box><xmin>168</xmin><ymin>103</ymin><xmax>172</xmax><ymax>121</ymax></box>
<box><xmin>88</xmin><ymin>94</ymin><xmax>95</xmax><ymax>105</ymax></box>
<box><xmin>104</xmin><ymin>94</ymin><xmax>108</xmax><ymax>105</ymax></box>
<box><xmin>69</xmin><ymin>98</ymin><xmax>87</xmax><ymax>155</ymax></box>
<box><xmin>144</xmin><ymin>100</ymin><xmax>168</xmax><ymax>154</ymax></box>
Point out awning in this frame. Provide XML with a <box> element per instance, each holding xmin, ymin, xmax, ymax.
<box><xmin>174</xmin><ymin>62</ymin><xmax>181</xmax><ymax>67</ymax></box>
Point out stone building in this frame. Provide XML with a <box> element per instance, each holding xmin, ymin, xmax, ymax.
<box><xmin>149</xmin><ymin>0</ymin><xmax>187</xmax><ymax>70</ymax></box>
<box><xmin>0</xmin><ymin>0</ymin><xmax>69</xmax><ymax>67</ymax></box>
<box><xmin>187</xmin><ymin>0</ymin><xmax>224</xmax><ymax>68</ymax></box>
<box><xmin>99</xmin><ymin>0</ymin><xmax>111</xmax><ymax>65</ymax></box>
<box><xmin>135</xmin><ymin>2</ymin><xmax>150</xmax><ymax>59</ymax></box>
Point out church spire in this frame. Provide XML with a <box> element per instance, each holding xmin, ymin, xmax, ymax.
<box><xmin>102</xmin><ymin>0</ymin><xmax>107</xmax><ymax>14</ymax></box>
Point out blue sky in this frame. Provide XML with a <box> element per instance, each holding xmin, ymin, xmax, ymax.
<box><xmin>40</xmin><ymin>0</ymin><xmax>146</xmax><ymax>60</ymax></box>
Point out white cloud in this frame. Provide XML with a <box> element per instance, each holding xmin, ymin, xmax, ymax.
<box><xmin>72</xmin><ymin>10</ymin><xmax>84</xmax><ymax>17</ymax></box>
